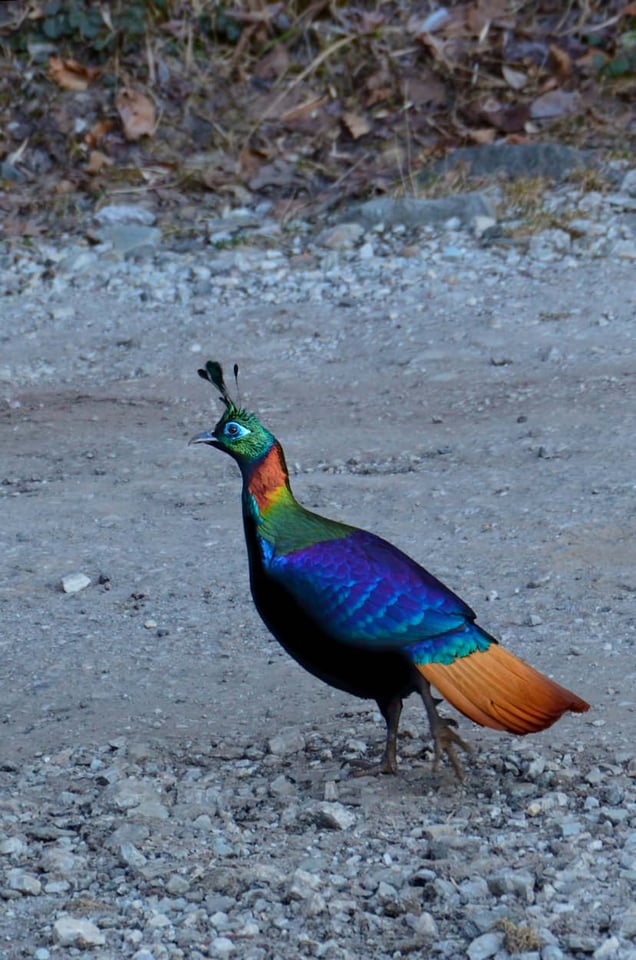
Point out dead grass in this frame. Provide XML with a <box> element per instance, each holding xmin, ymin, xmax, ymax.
<box><xmin>0</xmin><ymin>0</ymin><xmax>633</xmax><ymax>223</ymax></box>
<box><xmin>499</xmin><ymin>917</ymin><xmax>543</xmax><ymax>954</ymax></box>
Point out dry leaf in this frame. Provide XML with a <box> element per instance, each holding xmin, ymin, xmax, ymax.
<box><xmin>279</xmin><ymin>96</ymin><xmax>327</xmax><ymax>123</ymax></box>
<box><xmin>239</xmin><ymin>147</ymin><xmax>268</xmax><ymax>180</ymax></box>
<box><xmin>475</xmin><ymin>97</ymin><xmax>530</xmax><ymax>132</ymax></box>
<box><xmin>115</xmin><ymin>88</ymin><xmax>156</xmax><ymax>141</ymax></box>
<box><xmin>227</xmin><ymin>3</ymin><xmax>283</xmax><ymax>24</ymax></box>
<box><xmin>342</xmin><ymin>111</ymin><xmax>371</xmax><ymax>140</ymax></box>
<box><xmin>366</xmin><ymin>86</ymin><xmax>393</xmax><ymax>107</ymax></box>
<box><xmin>84</xmin><ymin>120</ymin><xmax>114</xmax><ymax>149</ymax></box>
<box><xmin>549</xmin><ymin>44</ymin><xmax>572</xmax><ymax>81</ymax></box>
<box><xmin>48</xmin><ymin>56</ymin><xmax>100</xmax><ymax>91</ymax></box>
<box><xmin>253</xmin><ymin>44</ymin><xmax>289</xmax><ymax>81</ymax></box>
<box><xmin>575</xmin><ymin>49</ymin><xmax>609</xmax><ymax>75</ymax></box>
<box><xmin>467</xmin><ymin>0</ymin><xmax>509</xmax><ymax>36</ymax></box>
<box><xmin>86</xmin><ymin>150</ymin><xmax>113</xmax><ymax>175</ymax></box>
<box><xmin>54</xmin><ymin>179</ymin><xmax>75</xmax><ymax>195</ymax></box>
<box><xmin>355</xmin><ymin>11</ymin><xmax>385</xmax><ymax>34</ymax></box>
<box><xmin>402</xmin><ymin>69</ymin><xmax>447</xmax><ymax>108</ymax></box>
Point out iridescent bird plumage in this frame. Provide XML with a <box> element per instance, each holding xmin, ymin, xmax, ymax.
<box><xmin>192</xmin><ymin>361</ymin><xmax>589</xmax><ymax>778</ymax></box>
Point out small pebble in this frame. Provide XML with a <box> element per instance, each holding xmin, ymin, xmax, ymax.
<box><xmin>61</xmin><ymin>572</ymin><xmax>91</xmax><ymax>594</ymax></box>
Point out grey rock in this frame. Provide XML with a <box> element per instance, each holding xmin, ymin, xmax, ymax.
<box><xmin>464</xmin><ymin>906</ymin><xmax>510</xmax><ymax>938</ymax></box>
<box><xmin>0</xmin><ymin>836</ymin><xmax>27</xmax><ymax>856</ymax></box>
<box><xmin>617</xmin><ymin>905</ymin><xmax>636</xmax><ymax>938</ymax></box>
<box><xmin>53</xmin><ymin>916</ymin><xmax>106</xmax><ymax>946</ymax></box>
<box><xmin>61</xmin><ymin>572</ymin><xmax>91</xmax><ymax>594</ymax></box>
<box><xmin>527</xmin><ymin>614</ymin><xmax>544</xmax><ymax>626</ymax></box>
<box><xmin>269</xmin><ymin>774</ymin><xmax>297</xmax><ymax>797</ymax></box>
<box><xmin>210</xmin><ymin>935</ymin><xmax>235</xmax><ymax>956</ymax></box>
<box><xmin>58</xmin><ymin>249</ymin><xmax>99</xmax><ymax>275</ymax></box>
<box><xmin>118</xmin><ymin>841</ymin><xmax>147</xmax><ymax>868</ymax></box>
<box><xmin>559</xmin><ymin>819</ymin><xmax>583</xmax><ymax>837</ymax></box>
<box><xmin>268</xmin><ymin>727</ymin><xmax>306</xmax><ymax>756</ymax></box>
<box><xmin>593</xmin><ymin>937</ymin><xmax>621</xmax><ymax>959</ymax></box>
<box><xmin>612</xmin><ymin>240</ymin><xmax>636</xmax><ymax>260</ymax></box>
<box><xmin>134</xmin><ymin>799</ymin><xmax>170</xmax><ymax>819</ymax></box>
<box><xmin>39</xmin><ymin>846</ymin><xmax>85</xmax><ymax>876</ymax></box>
<box><xmin>487</xmin><ymin>870</ymin><xmax>535</xmax><ymax>902</ymax></box>
<box><xmin>104</xmin><ymin>777</ymin><xmax>164</xmax><ymax>811</ymax></box>
<box><xmin>566</xmin><ymin>935</ymin><xmax>600</xmax><ymax>952</ymax></box>
<box><xmin>429</xmin><ymin>142</ymin><xmax>592</xmax><ymax>181</ymax></box>
<box><xmin>319</xmin><ymin>223</ymin><xmax>365</xmax><ymax>249</ymax></box>
<box><xmin>0</xmin><ymin>159</ymin><xmax>26</xmax><ymax>182</ymax></box>
<box><xmin>323</xmin><ymin>780</ymin><xmax>338</xmax><ymax>801</ymax></box>
<box><xmin>108</xmin><ymin>822</ymin><xmax>150</xmax><ymax>848</ymax></box>
<box><xmin>621</xmin><ymin>169</ymin><xmax>636</xmax><ymax>197</ymax></box>
<box><xmin>166</xmin><ymin>873</ymin><xmax>190</xmax><ymax>895</ymax></box>
<box><xmin>406</xmin><ymin>911</ymin><xmax>438</xmax><ymax>937</ymax></box>
<box><xmin>467</xmin><ymin>930</ymin><xmax>505</xmax><ymax>960</ymax></box>
<box><xmin>606</xmin><ymin>193</ymin><xmax>636</xmax><ymax>212</ymax></box>
<box><xmin>429</xmin><ymin>834</ymin><xmax>480</xmax><ymax>858</ymax></box>
<box><xmin>603</xmin><ymin>807</ymin><xmax>629</xmax><ymax>824</ymax></box>
<box><xmin>95</xmin><ymin>203</ymin><xmax>157</xmax><ymax>225</ymax></box>
<box><xmin>473</xmin><ymin>215</ymin><xmax>498</xmax><ymax>237</ymax></box>
<box><xmin>346</xmin><ymin>192</ymin><xmax>496</xmax><ymax>229</ymax></box>
<box><xmin>306</xmin><ymin>801</ymin><xmax>356</xmax><ymax>831</ymax></box>
<box><xmin>98</xmin><ymin>224</ymin><xmax>162</xmax><ymax>256</ymax></box>
<box><xmin>7</xmin><ymin>869</ymin><xmax>41</xmax><ymax>895</ymax></box>
<box><xmin>459</xmin><ymin>877</ymin><xmax>490</xmax><ymax>901</ymax></box>
<box><xmin>541</xmin><ymin>947</ymin><xmax>565</xmax><ymax>960</ymax></box>
<box><xmin>529</xmin><ymin>229</ymin><xmax>571</xmax><ymax>260</ymax></box>
<box><xmin>289</xmin><ymin>868</ymin><xmax>321</xmax><ymax>899</ymax></box>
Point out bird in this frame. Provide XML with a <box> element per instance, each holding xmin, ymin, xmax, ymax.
<box><xmin>191</xmin><ymin>360</ymin><xmax>589</xmax><ymax>778</ymax></box>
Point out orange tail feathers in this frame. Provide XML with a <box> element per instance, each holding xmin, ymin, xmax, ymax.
<box><xmin>417</xmin><ymin>644</ymin><xmax>590</xmax><ymax>735</ymax></box>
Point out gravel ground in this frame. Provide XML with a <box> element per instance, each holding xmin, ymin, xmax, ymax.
<box><xmin>1</xmin><ymin>168</ymin><xmax>636</xmax><ymax>960</ymax></box>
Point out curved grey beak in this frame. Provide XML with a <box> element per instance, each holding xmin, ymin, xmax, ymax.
<box><xmin>189</xmin><ymin>430</ymin><xmax>218</xmax><ymax>446</ymax></box>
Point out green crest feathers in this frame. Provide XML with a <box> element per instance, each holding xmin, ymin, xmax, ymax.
<box><xmin>198</xmin><ymin>360</ymin><xmax>239</xmax><ymax>411</ymax></box>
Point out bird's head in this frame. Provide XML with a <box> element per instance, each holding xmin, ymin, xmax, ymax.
<box><xmin>190</xmin><ymin>360</ymin><xmax>276</xmax><ymax>466</ymax></box>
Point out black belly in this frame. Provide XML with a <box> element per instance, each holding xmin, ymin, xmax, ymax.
<box><xmin>249</xmin><ymin>563</ymin><xmax>416</xmax><ymax>705</ymax></box>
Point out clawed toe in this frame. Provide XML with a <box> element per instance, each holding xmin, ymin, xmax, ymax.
<box><xmin>348</xmin><ymin>749</ymin><xmax>398</xmax><ymax>776</ymax></box>
<box><xmin>431</xmin><ymin>720</ymin><xmax>472</xmax><ymax>780</ymax></box>
<box><xmin>349</xmin><ymin>757</ymin><xmax>398</xmax><ymax>777</ymax></box>
<box><xmin>415</xmin><ymin>674</ymin><xmax>472</xmax><ymax>780</ymax></box>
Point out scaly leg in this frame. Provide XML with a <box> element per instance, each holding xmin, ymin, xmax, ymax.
<box><xmin>349</xmin><ymin>696</ymin><xmax>402</xmax><ymax>776</ymax></box>
<box><xmin>414</xmin><ymin>674</ymin><xmax>471</xmax><ymax>780</ymax></box>
<box><xmin>377</xmin><ymin>696</ymin><xmax>402</xmax><ymax>774</ymax></box>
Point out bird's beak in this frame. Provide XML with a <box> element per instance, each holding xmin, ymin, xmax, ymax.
<box><xmin>189</xmin><ymin>430</ymin><xmax>219</xmax><ymax>447</ymax></box>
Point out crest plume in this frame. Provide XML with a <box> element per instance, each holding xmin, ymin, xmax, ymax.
<box><xmin>198</xmin><ymin>360</ymin><xmax>236</xmax><ymax>410</ymax></box>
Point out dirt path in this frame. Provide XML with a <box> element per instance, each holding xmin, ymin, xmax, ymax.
<box><xmin>2</xmin><ymin>261</ymin><xmax>634</xmax><ymax>763</ymax></box>
<box><xmin>1</xmin><ymin>248</ymin><xmax>635</xmax><ymax>959</ymax></box>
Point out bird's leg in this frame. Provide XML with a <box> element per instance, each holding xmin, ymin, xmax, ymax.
<box><xmin>377</xmin><ymin>696</ymin><xmax>402</xmax><ymax>775</ymax></box>
<box><xmin>414</xmin><ymin>674</ymin><xmax>471</xmax><ymax>780</ymax></box>
<box><xmin>348</xmin><ymin>696</ymin><xmax>402</xmax><ymax>776</ymax></box>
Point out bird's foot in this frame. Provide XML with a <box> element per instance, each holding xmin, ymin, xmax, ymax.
<box><xmin>347</xmin><ymin>749</ymin><xmax>398</xmax><ymax>777</ymax></box>
<box><xmin>430</xmin><ymin>718</ymin><xmax>472</xmax><ymax>781</ymax></box>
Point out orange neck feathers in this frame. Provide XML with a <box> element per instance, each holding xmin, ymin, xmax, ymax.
<box><xmin>245</xmin><ymin>441</ymin><xmax>291</xmax><ymax>514</ymax></box>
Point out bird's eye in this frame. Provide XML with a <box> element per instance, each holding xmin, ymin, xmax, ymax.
<box><xmin>224</xmin><ymin>421</ymin><xmax>250</xmax><ymax>440</ymax></box>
